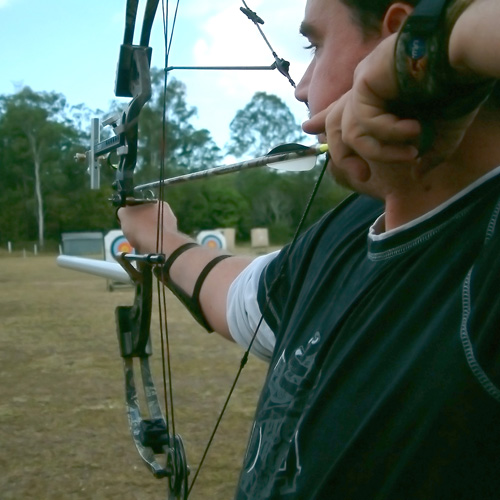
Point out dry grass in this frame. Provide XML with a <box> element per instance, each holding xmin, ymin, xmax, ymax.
<box><xmin>0</xmin><ymin>254</ymin><xmax>268</xmax><ymax>499</ymax></box>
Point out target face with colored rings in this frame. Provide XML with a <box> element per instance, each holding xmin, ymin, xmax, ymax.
<box><xmin>111</xmin><ymin>235</ymin><xmax>133</xmax><ymax>257</ymax></box>
<box><xmin>197</xmin><ymin>231</ymin><xmax>226</xmax><ymax>249</ymax></box>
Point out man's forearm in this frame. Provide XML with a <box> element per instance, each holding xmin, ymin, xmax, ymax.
<box><xmin>449</xmin><ymin>0</ymin><xmax>500</xmax><ymax>78</ymax></box>
<box><xmin>163</xmin><ymin>240</ymin><xmax>253</xmax><ymax>339</ymax></box>
<box><xmin>118</xmin><ymin>202</ymin><xmax>253</xmax><ymax>340</ymax></box>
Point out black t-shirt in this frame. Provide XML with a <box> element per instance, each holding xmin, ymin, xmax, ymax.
<box><xmin>235</xmin><ymin>172</ymin><xmax>500</xmax><ymax>499</ymax></box>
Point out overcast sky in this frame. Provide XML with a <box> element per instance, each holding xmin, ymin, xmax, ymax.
<box><xmin>0</xmin><ymin>0</ymin><xmax>311</xmax><ymax>150</ymax></box>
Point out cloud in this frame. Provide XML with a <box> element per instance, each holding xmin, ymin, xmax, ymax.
<box><xmin>192</xmin><ymin>0</ymin><xmax>308</xmax><ymax>72</ymax></box>
<box><xmin>146</xmin><ymin>0</ymin><xmax>311</xmax><ymax>148</ymax></box>
<box><xmin>191</xmin><ymin>1</ymin><xmax>309</xmax><ymax>103</ymax></box>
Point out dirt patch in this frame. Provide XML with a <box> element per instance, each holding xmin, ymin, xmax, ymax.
<box><xmin>0</xmin><ymin>255</ymin><xmax>268</xmax><ymax>499</ymax></box>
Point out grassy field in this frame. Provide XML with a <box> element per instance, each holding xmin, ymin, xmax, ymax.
<box><xmin>0</xmin><ymin>254</ymin><xmax>268</xmax><ymax>499</ymax></box>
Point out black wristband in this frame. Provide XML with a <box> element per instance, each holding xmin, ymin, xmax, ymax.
<box><xmin>161</xmin><ymin>242</ymin><xmax>199</xmax><ymax>278</ymax></box>
<box><xmin>155</xmin><ymin>244</ymin><xmax>232</xmax><ymax>332</ymax></box>
<box><xmin>192</xmin><ymin>255</ymin><xmax>233</xmax><ymax>302</ymax></box>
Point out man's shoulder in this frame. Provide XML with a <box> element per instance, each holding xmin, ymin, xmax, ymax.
<box><xmin>317</xmin><ymin>193</ymin><xmax>383</xmax><ymax>231</ymax></box>
<box><xmin>293</xmin><ymin>194</ymin><xmax>384</xmax><ymax>258</ymax></box>
<box><xmin>258</xmin><ymin>195</ymin><xmax>383</xmax><ymax>324</ymax></box>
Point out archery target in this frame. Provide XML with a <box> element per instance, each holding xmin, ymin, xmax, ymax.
<box><xmin>197</xmin><ymin>230</ymin><xmax>226</xmax><ymax>250</ymax></box>
<box><xmin>104</xmin><ymin>230</ymin><xmax>134</xmax><ymax>262</ymax></box>
<box><xmin>111</xmin><ymin>236</ymin><xmax>133</xmax><ymax>256</ymax></box>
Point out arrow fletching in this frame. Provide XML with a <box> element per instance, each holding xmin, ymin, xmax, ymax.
<box><xmin>266</xmin><ymin>143</ymin><xmax>328</xmax><ymax>171</ymax></box>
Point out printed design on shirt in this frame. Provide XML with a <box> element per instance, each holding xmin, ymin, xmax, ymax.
<box><xmin>239</xmin><ymin>331</ymin><xmax>322</xmax><ymax>497</ymax></box>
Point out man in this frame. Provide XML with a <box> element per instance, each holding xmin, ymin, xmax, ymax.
<box><xmin>119</xmin><ymin>0</ymin><xmax>500</xmax><ymax>497</ymax></box>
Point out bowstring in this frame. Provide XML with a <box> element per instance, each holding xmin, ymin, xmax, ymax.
<box><xmin>156</xmin><ymin>0</ymin><xmax>182</xmax><ymax>447</ymax></box>
<box><xmin>187</xmin><ymin>154</ymin><xmax>329</xmax><ymax>495</ymax></box>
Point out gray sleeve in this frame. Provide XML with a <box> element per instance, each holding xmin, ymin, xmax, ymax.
<box><xmin>226</xmin><ymin>252</ymin><xmax>279</xmax><ymax>362</ymax></box>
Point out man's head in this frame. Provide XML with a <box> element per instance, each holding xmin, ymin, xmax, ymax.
<box><xmin>296</xmin><ymin>0</ymin><xmax>498</xmax><ymax>120</ymax></box>
<box><xmin>295</xmin><ymin>0</ymin><xmax>416</xmax><ymax>121</ymax></box>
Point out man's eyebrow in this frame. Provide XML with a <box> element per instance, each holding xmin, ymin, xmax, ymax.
<box><xmin>299</xmin><ymin>21</ymin><xmax>318</xmax><ymax>39</ymax></box>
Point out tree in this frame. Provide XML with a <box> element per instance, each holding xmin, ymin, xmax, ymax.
<box><xmin>226</xmin><ymin>92</ymin><xmax>306</xmax><ymax>158</ymax></box>
<box><xmin>0</xmin><ymin>88</ymin><xmax>80</xmax><ymax>248</ymax></box>
<box><xmin>0</xmin><ymin>75</ymin><xmax>227</xmax><ymax>248</ymax></box>
<box><xmin>224</xmin><ymin>92</ymin><xmax>352</xmax><ymax>243</ymax></box>
<box><xmin>134</xmin><ymin>72</ymin><xmax>222</xmax><ymax>186</ymax></box>
<box><xmin>167</xmin><ymin>177</ymin><xmax>250</xmax><ymax>237</ymax></box>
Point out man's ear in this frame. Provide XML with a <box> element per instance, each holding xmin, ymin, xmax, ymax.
<box><xmin>381</xmin><ymin>2</ymin><xmax>414</xmax><ymax>36</ymax></box>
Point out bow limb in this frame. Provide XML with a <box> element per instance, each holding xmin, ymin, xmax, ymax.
<box><xmin>111</xmin><ymin>0</ymin><xmax>156</xmax><ymax>207</ymax></box>
<box><xmin>115</xmin><ymin>256</ymin><xmax>189</xmax><ymax>498</ymax></box>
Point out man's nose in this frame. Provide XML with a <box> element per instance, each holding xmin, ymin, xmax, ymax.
<box><xmin>294</xmin><ymin>65</ymin><xmax>311</xmax><ymax>105</ymax></box>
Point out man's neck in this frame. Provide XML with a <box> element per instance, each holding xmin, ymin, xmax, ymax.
<box><xmin>383</xmin><ymin>114</ymin><xmax>500</xmax><ymax>231</ymax></box>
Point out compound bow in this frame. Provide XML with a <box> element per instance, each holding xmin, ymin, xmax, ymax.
<box><xmin>98</xmin><ymin>1</ymin><xmax>189</xmax><ymax>498</ymax></box>
<box><xmin>76</xmin><ymin>1</ymin><xmax>328</xmax><ymax>498</ymax></box>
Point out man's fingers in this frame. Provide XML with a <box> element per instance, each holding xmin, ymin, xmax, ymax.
<box><xmin>302</xmin><ymin>106</ymin><xmax>330</xmax><ymax>135</ymax></box>
<box><xmin>347</xmin><ymin>134</ymin><xmax>420</xmax><ymax>163</ymax></box>
<box><xmin>364</xmin><ymin>114</ymin><xmax>422</xmax><ymax>143</ymax></box>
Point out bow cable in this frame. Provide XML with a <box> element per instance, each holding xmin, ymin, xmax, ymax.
<box><xmin>155</xmin><ymin>0</ymin><xmax>186</xmax><ymax>492</ymax></box>
<box><xmin>240</xmin><ymin>0</ymin><xmax>296</xmax><ymax>88</ymax></box>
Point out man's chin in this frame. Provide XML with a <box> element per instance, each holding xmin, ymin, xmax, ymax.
<box><xmin>330</xmin><ymin>168</ymin><xmax>355</xmax><ymax>191</ymax></box>
<box><xmin>328</xmin><ymin>164</ymin><xmax>383</xmax><ymax>201</ymax></box>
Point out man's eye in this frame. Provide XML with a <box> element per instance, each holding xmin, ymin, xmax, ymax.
<box><xmin>304</xmin><ymin>43</ymin><xmax>317</xmax><ymax>54</ymax></box>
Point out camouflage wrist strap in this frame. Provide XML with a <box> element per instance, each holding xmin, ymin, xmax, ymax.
<box><xmin>394</xmin><ymin>0</ymin><xmax>494</xmax><ymax>122</ymax></box>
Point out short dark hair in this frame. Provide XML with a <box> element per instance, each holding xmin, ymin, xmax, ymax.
<box><xmin>340</xmin><ymin>0</ymin><xmax>418</xmax><ymax>37</ymax></box>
